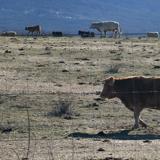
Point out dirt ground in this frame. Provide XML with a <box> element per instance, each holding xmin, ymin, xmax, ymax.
<box><xmin>0</xmin><ymin>36</ymin><xmax>160</xmax><ymax>160</ymax></box>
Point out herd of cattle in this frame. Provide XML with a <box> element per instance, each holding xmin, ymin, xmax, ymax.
<box><xmin>1</xmin><ymin>22</ymin><xmax>160</xmax><ymax>130</ymax></box>
<box><xmin>0</xmin><ymin>21</ymin><xmax>160</xmax><ymax>38</ymax></box>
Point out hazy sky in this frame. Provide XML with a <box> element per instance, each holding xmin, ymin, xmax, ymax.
<box><xmin>0</xmin><ymin>0</ymin><xmax>160</xmax><ymax>33</ymax></box>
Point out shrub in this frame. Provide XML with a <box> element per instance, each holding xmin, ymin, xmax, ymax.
<box><xmin>48</xmin><ymin>100</ymin><xmax>73</xmax><ymax>118</ymax></box>
<box><xmin>106</xmin><ymin>64</ymin><xmax>120</xmax><ymax>74</ymax></box>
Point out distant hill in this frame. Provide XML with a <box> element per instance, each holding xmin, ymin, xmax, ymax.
<box><xmin>0</xmin><ymin>0</ymin><xmax>160</xmax><ymax>33</ymax></box>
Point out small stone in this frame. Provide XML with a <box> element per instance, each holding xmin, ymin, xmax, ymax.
<box><xmin>97</xmin><ymin>148</ymin><xmax>105</xmax><ymax>152</ymax></box>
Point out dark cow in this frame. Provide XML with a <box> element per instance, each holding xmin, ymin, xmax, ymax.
<box><xmin>100</xmin><ymin>76</ymin><xmax>160</xmax><ymax>129</ymax></box>
<box><xmin>1</xmin><ymin>31</ymin><xmax>17</xmax><ymax>36</ymax></box>
<box><xmin>78</xmin><ymin>30</ymin><xmax>95</xmax><ymax>38</ymax></box>
<box><xmin>52</xmin><ymin>31</ymin><xmax>63</xmax><ymax>37</ymax></box>
<box><xmin>25</xmin><ymin>25</ymin><xmax>41</xmax><ymax>35</ymax></box>
<box><xmin>147</xmin><ymin>32</ymin><xmax>159</xmax><ymax>38</ymax></box>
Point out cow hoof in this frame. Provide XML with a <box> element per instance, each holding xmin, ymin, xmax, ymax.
<box><xmin>139</xmin><ymin>121</ymin><xmax>148</xmax><ymax>128</ymax></box>
<box><xmin>132</xmin><ymin>125</ymin><xmax>139</xmax><ymax>130</ymax></box>
<box><xmin>141</xmin><ymin>124</ymin><xmax>147</xmax><ymax>128</ymax></box>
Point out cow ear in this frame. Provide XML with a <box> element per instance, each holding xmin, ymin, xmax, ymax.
<box><xmin>108</xmin><ymin>77</ymin><xmax>115</xmax><ymax>86</ymax></box>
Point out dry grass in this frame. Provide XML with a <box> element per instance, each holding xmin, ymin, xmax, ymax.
<box><xmin>47</xmin><ymin>100</ymin><xmax>73</xmax><ymax>119</ymax></box>
<box><xmin>0</xmin><ymin>36</ymin><xmax>160</xmax><ymax>159</ymax></box>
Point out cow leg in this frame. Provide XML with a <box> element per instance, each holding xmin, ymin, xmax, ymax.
<box><xmin>115</xmin><ymin>32</ymin><xmax>117</xmax><ymax>38</ymax></box>
<box><xmin>133</xmin><ymin>108</ymin><xmax>142</xmax><ymax>129</ymax></box>
<box><xmin>118</xmin><ymin>31</ymin><xmax>120</xmax><ymax>38</ymax></box>
<box><xmin>37</xmin><ymin>31</ymin><xmax>40</xmax><ymax>36</ymax></box>
<box><xmin>113</xmin><ymin>31</ymin><xmax>115</xmax><ymax>38</ymax></box>
<box><xmin>115</xmin><ymin>31</ymin><xmax>118</xmax><ymax>38</ymax></box>
<box><xmin>133</xmin><ymin>111</ymin><xmax>140</xmax><ymax>129</ymax></box>
<box><xmin>114</xmin><ymin>31</ymin><xmax>118</xmax><ymax>38</ymax></box>
<box><xmin>112</xmin><ymin>31</ymin><xmax>114</xmax><ymax>38</ymax></box>
<box><xmin>139</xmin><ymin>117</ymin><xmax>147</xmax><ymax>128</ymax></box>
<box><xmin>101</xmin><ymin>32</ymin><xmax>103</xmax><ymax>37</ymax></box>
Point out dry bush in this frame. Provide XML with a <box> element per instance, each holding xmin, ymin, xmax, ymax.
<box><xmin>48</xmin><ymin>100</ymin><xmax>73</xmax><ymax>119</ymax></box>
<box><xmin>106</xmin><ymin>64</ymin><xmax>120</xmax><ymax>74</ymax></box>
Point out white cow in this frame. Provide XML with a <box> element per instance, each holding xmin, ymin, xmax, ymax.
<box><xmin>90</xmin><ymin>21</ymin><xmax>121</xmax><ymax>38</ymax></box>
<box><xmin>147</xmin><ymin>32</ymin><xmax>159</xmax><ymax>38</ymax></box>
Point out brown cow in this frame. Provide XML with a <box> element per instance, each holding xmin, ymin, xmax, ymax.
<box><xmin>25</xmin><ymin>25</ymin><xmax>41</xmax><ymax>35</ymax></box>
<box><xmin>100</xmin><ymin>76</ymin><xmax>160</xmax><ymax>129</ymax></box>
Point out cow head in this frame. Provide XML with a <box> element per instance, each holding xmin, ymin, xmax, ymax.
<box><xmin>25</xmin><ymin>27</ymin><xmax>28</xmax><ymax>31</ymax></box>
<box><xmin>100</xmin><ymin>77</ymin><xmax>116</xmax><ymax>99</ymax></box>
<box><xmin>90</xmin><ymin>23</ymin><xmax>98</xmax><ymax>29</ymax></box>
<box><xmin>90</xmin><ymin>24</ymin><xmax>94</xmax><ymax>29</ymax></box>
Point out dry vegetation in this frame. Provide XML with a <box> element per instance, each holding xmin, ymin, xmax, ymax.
<box><xmin>0</xmin><ymin>36</ymin><xmax>160</xmax><ymax>159</ymax></box>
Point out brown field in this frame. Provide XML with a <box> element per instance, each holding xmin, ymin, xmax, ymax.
<box><xmin>0</xmin><ymin>36</ymin><xmax>160</xmax><ymax>160</ymax></box>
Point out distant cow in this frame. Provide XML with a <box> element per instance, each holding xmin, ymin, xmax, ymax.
<box><xmin>52</xmin><ymin>31</ymin><xmax>63</xmax><ymax>37</ymax></box>
<box><xmin>25</xmin><ymin>25</ymin><xmax>41</xmax><ymax>35</ymax></box>
<box><xmin>78</xmin><ymin>30</ymin><xmax>95</xmax><ymax>37</ymax></box>
<box><xmin>1</xmin><ymin>31</ymin><xmax>17</xmax><ymax>36</ymax></box>
<box><xmin>147</xmin><ymin>32</ymin><xmax>159</xmax><ymax>38</ymax></box>
<box><xmin>100</xmin><ymin>76</ymin><xmax>160</xmax><ymax>129</ymax></box>
<box><xmin>90</xmin><ymin>21</ymin><xmax>121</xmax><ymax>38</ymax></box>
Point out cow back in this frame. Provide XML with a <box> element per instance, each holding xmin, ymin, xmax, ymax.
<box><xmin>114</xmin><ymin>77</ymin><xmax>160</xmax><ymax>109</ymax></box>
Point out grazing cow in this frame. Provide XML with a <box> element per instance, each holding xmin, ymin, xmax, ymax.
<box><xmin>78</xmin><ymin>30</ymin><xmax>95</xmax><ymax>37</ymax></box>
<box><xmin>147</xmin><ymin>32</ymin><xmax>159</xmax><ymax>38</ymax></box>
<box><xmin>90</xmin><ymin>21</ymin><xmax>121</xmax><ymax>38</ymax></box>
<box><xmin>1</xmin><ymin>31</ymin><xmax>17</xmax><ymax>36</ymax></box>
<box><xmin>52</xmin><ymin>31</ymin><xmax>63</xmax><ymax>37</ymax></box>
<box><xmin>25</xmin><ymin>25</ymin><xmax>41</xmax><ymax>35</ymax></box>
<box><xmin>100</xmin><ymin>76</ymin><xmax>160</xmax><ymax>129</ymax></box>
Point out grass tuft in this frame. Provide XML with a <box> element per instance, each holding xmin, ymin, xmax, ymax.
<box><xmin>47</xmin><ymin>100</ymin><xmax>73</xmax><ymax>119</ymax></box>
<box><xmin>106</xmin><ymin>64</ymin><xmax>120</xmax><ymax>74</ymax></box>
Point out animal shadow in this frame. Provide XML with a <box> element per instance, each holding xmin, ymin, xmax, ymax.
<box><xmin>68</xmin><ymin>129</ymin><xmax>160</xmax><ymax>140</ymax></box>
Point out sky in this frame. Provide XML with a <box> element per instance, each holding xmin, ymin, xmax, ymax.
<box><xmin>0</xmin><ymin>0</ymin><xmax>160</xmax><ymax>33</ymax></box>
